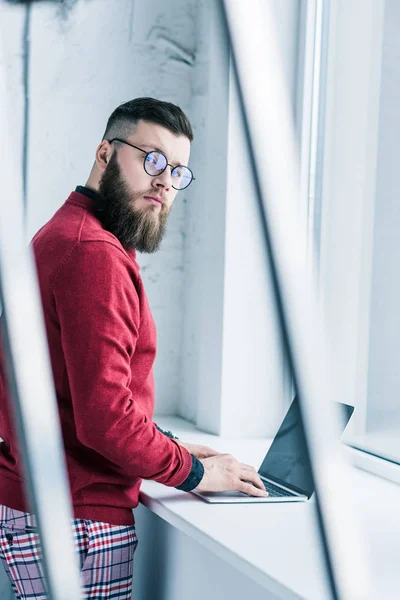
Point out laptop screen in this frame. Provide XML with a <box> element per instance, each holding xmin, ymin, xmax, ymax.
<box><xmin>258</xmin><ymin>397</ymin><xmax>354</xmax><ymax>497</ymax></box>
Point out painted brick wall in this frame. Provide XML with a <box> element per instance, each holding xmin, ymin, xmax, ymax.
<box><xmin>2</xmin><ymin>0</ymin><xmax>203</xmax><ymax>416</ymax></box>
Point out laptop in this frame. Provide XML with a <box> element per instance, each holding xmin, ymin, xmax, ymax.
<box><xmin>192</xmin><ymin>396</ymin><xmax>354</xmax><ymax>503</ymax></box>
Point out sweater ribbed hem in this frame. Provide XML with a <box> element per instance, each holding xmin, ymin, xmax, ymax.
<box><xmin>0</xmin><ymin>473</ymin><xmax>135</xmax><ymax>526</ymax></box>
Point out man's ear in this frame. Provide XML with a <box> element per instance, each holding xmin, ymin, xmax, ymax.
<box><xmin>95</xmin><ymin>140</ymin><xmax>111</xmax><ymax>173</ymax></box>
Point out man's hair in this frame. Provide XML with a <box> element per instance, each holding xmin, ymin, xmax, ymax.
<box><xmin>102</xmin><ymin>97</ymin><xmax>193</xmax><ymax>143</ymax></box>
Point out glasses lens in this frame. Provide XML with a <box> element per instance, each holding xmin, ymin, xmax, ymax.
<box><xmin>172</xmin><ymin>166</ymin><xmax>193</xmax><ymax>190</ymax></box>
<box><xmin>144</xmin><ymin>151</ymin><xmax>167</xmax><ymax>175</ymax></box>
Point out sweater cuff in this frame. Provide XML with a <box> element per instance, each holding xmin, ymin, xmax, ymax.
<box><xmin>175</xmin><ymin>455</ymin><xmax>204</xmax><ymax>492</ymax></box>
<box><xmin>155</xmin><ymin>424</ymin><xmax>180</xmax><ymax>440</ymax></box>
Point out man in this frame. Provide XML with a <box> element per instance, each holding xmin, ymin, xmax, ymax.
<box><xmin>0</xmin><ymin>97</ymin><xmax>267</xmax><ymax>599</ymax></box>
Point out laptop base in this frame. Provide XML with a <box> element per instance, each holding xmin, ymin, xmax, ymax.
<box><xmin>191</xmin><ymin>490</ymin><xmax>308</xmax><ymax>504</ymax></box>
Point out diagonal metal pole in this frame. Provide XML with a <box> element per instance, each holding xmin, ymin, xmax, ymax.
<box><xmin>222</xmin><ymin>1</ymin><xmax>371</xmax><ymax>599</ymax></box>
<box><xmin>0</xmin><ymin>21</ymin><xmax>83</xmax><ymax>600</ymax></box>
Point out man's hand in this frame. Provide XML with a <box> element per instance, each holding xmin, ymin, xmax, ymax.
<box><xmin>194</xmin><ymin>454</ymin><xmax>269</xmax><ymax>498</ymax></box>
<box><xmin>176</xmin><ymin>440</ymin><xmax>223</xmax><ymax>460</ymax></box>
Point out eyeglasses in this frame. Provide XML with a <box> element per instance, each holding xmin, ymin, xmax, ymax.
<box><xmin>108</xmin><ymin>138</ymin><xmax>195</xmax><ymax>190</ymax></box>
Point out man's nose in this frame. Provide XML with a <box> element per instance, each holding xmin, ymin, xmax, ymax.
<box><xmin>152</xmin><ymin>168</ymin><xmax>172</xmax><ymax>190</ymax></box>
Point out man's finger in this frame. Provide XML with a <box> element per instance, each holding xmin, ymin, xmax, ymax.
<box><xmin>238</xmin><ymin>481</ymin><xmax>269</xmax><ymax>498</ymax></box>
<box><xmin>241</xmin><ymin>471</ymin><xmax>266</xmax><ymax>491</ymax></box>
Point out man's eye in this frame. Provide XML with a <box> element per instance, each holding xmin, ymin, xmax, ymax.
<box><xmin>146</xmin><ymin>153</ymin><xmax>158</xmax><ymax>164</ymax></box>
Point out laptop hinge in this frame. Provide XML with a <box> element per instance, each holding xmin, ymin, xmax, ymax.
<box><xmin>261</xmin><ymin>475</ymin><xmax>306</xmax><ymax>497</ymax></box>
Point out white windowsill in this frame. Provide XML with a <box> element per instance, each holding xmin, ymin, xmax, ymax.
<box><xmin>349</xmin><ymin>430</ymin><xmax>400</xmax><ymax>466</ymax></box>
<box><xmin>139</xmin><ymin>416</ymin><xmax>400</xmax><ymax>600</ymax></box>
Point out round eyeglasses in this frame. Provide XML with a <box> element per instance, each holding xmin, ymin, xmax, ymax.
<box><xmin>108</xmin><ymin>138</ymin><xmax>195</xmax><ymax>191</ymax></box>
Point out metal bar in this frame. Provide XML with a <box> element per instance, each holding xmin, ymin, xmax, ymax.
<box><xmin>298</xmin><ymin>0</ymin><xmax>318</xmax><ymax>253</ymax></box>
<box><xmin>0</xmin><ymin>25</ymin><xmax>83</xmax><ymax>600</ymax></box>
<box><xmin>309</xmin><ymin>0</ymin><xmax>331</xmax><ymax>267</ymax></box>
<box><xmin>221</xmin><ymin>1</ymin><xmax>371</xmax><ymax>599</ymax></box>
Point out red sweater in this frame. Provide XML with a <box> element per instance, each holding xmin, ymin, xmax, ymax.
<box><xmin>0</xmin><ymin>190</ymin><xmax>192</xmax><ymax>525</ymax></box>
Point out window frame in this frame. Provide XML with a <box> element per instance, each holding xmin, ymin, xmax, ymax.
<box><xmin>313</xmin><ymin>0</ymin><xmax>400</xmax><ymax>477</ymax></box>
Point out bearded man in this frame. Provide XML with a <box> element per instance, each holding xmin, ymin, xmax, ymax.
<box><xmin>0</xmin><ymin>97</ymin><xmax>267</xmax><ymax>599</ymax></box>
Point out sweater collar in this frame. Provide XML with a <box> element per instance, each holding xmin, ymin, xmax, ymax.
<box><xmin>74</xmin><ymin>185</ymin><xmax>106</xmax><ymax>212</ymax></box>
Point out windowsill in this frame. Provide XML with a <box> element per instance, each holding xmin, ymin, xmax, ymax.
<box><xmin>139</xmin><ymin>416</ymin><xmax>400</xmax><ymax>600</ymax></box>
<box><xmin>349</xmin><ymin>430</ymin><xmax>400</xmax><ymax>465</ymax></box>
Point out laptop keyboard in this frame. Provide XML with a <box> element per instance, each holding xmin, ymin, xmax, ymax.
<box><xmin>262</xmin><ymin>480</ymin><xmax>295</xmax><ymax>497</ymax></box>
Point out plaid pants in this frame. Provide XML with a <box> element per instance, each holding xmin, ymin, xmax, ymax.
<box><xmin>0</xmin><ymin>504</ymin><xmax>138</xmax><ymax>599</ymax></box>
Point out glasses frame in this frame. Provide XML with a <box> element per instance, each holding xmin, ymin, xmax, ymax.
<box><xmin>108</xmin><ymin>137</ymin><xmax>195</xmax><ymax>190</ymax></box>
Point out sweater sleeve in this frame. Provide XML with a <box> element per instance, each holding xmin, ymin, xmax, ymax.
<box><xmin>51</xmin><ymin>241</ymin><xmax>192</xmax><ymax>487</ymax></box>
<box><xmin>154</xmin><ymin>427</ymin><xmax>205</xmax><ymax>490</ymax></box>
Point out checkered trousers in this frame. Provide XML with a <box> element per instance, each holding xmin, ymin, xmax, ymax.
<box><xmin>0</xmin><ymin>504</ymin><xmax>138</xmax><ymax>599</ymax></box>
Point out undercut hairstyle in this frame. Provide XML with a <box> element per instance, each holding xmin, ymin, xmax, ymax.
<box><xmin>102</xmin><ymin>97</ymin><xmax>194</xmax><ymax>143</ymax></box>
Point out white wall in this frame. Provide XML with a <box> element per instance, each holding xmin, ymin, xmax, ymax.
<box><xmin>179</xmin><ymin>0</ymin><xmax>230</xmax><ymax>426</ymax></box>
<box><xmin>318</xmin><ymin>0</ymin><xmax>385</xmax><ymax>430</ymax></box>
<box><xmin>219</xmin><ymin>2</ymin><xmax>301</xmax><ymax>437</ymax></box>
<box><xmin>316</xmin><ymin>0</ymin><xmax>400</xmax><ymax>440</ymax></box>
<box><xmin>366</xmin><ymin>0</ymin><xmax>400</xmax><ymax>432</ymax></box>
<box><xmin>181</xmin><ymin>0</ymin><xmax>302</xmax><ymax>436</ymax></box>
<box><xmin>2</xmin><ymin>0</ymin><xmax>199</xmax><ymax>417</ymax></box>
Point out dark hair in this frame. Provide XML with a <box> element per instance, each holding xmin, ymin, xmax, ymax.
<box><xmin>102</xmin><ymin>97</ymin><xmax>193</xmax><ymax>143</ymax></box>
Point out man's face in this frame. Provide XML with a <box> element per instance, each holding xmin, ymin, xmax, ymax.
<box><xmin>98</xmin><ymin>120</ymin><xmax>191</xmax><ymax>253</ymax></box>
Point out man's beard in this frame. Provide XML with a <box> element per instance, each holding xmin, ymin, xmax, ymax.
<box><xmin>98</xmin><ymin>151</ymin><xmax>170</xmax><ymax>253</ymax></box>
